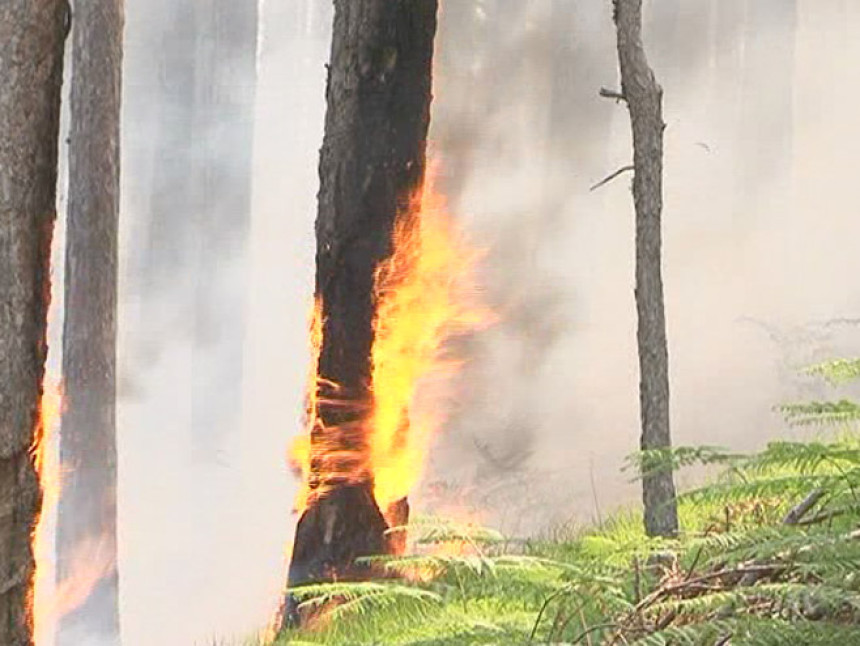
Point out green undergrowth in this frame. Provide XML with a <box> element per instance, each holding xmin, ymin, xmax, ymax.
<box><xmin>271</xmin><ymin>360</ymin><xmax>860</xmax><ymax>645</ymax></box>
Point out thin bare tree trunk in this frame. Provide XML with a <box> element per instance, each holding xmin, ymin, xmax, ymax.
<box><xmin>282</xmin><ymin>0</ymin><xmax>438</xmax><ymax>629</ymax></box>
<box><xmin>612</xmin><ymin>0</ymin><xmax>679</xmax><ymax>538</ymax></box>
<box><xmin>57</xmin><ymin>0</ymin><xmax>123</xmax><ymax>644</ymax></box>
<box><xmin>0</xmin><ymin>2</ymin><xmax>68</xmax><ymax>643</ymax></box>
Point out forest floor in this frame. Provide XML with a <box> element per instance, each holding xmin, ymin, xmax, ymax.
<box><xmin>267</xmin><ymin>430</ymin><xmax>860</xmax><ymax>646</ymax></box>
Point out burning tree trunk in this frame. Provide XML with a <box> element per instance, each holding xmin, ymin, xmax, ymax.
<box><xmin>0</xmin><ymin>2</ymin><xmax>67</xmax><ymax>643</ymax></box>
<box><xmin>283</xmin><ymin>0</ymin><xmax>438</xmax><ymax>624</ymax></box>
<box><xmin>611</xmin><ymin>0</ymin><xmax>679</xmax><ymax>538</ymax></box>
<box><xmin>56</xmin><ymin>0</ymin><xmax>123</xmax><ymax>643</ymax></box>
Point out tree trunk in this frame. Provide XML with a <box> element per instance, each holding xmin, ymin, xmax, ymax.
<box><xmin>0</xmin><ymin>2</ymin><xmax>67</xmax><ymax>644</ymax></box>
<box><xmin>56</xmin><ymin>0</ymin><xmax>123</xmax><ymax>644</ymax></box>
<box><xmin>282</xmin><ymin>0</ymin><xmax>438</xmax><ymax>627</ymax></box>
<box><xmin>612</xmin><ymin>0</ymin><xmax>679</xmax><ymax>538</ymax></box>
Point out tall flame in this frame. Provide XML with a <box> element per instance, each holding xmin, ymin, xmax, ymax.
<box><xmin>289</xmin><ymin>159</ymin><xmax>488</xmax><ymax>518</ymax></box>
<box><xmin>30</xmin><ymin>380</ymin><xmax>63</xmax><ymax>645</ymax></box>
<box><xmin>368</xmin><ymin>163</ymin><xmax>486</xmax><ymax>511</ymax></box>
<box><xmin>288</xmin><ymin>298</ymin><xmax>324</xmax><ymax>513</ymax></box>
<box><xmin>30</xmin><ymin>381</ymin><xmax>116</xmax><ymax>645</ymax></box>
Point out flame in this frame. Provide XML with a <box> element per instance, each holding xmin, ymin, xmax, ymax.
<box><xmin>289</xmin><ymin>160</ymin><xmax>488</xmax><ymax>523</ymax></box>
<box><xmin>30</xmin><ymin>381</ymin><xmax>116</xmax><ymax>645</ymax></box>
<box><xmin>288</xmin><ymin>298</ymin><xmax>323</xmax><ymax>514</ymax></box>
<box><xmin>30</xmin><ymin>379</ymin><xmax>63</xmax><ymax>645</ymax></box>
<box><xmin>369</xmin><ymin>162</ymin><xmax>487</xmax><ymax>513</ymax></box>
<box><xmin>50</xmin><ymin>536</ymin><xmax>116</xmax><ymax>630</ymax></box>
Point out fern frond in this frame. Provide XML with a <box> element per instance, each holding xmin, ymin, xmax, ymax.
<box><xmin>625</xmin><ymin>445</ymin><xmax>739</xmax><ymax>478</ymax></box>
<box><xmin>779</xmin><ymin>400</ymin><xmax>860</xmax><ymax>426</ymax></box>
<box><xmin>290</xmin><ymin>581</ymin><xmax>441</xmax><ymax>619</ymax></box>
<box><xmin>805</xmin><ymin>358</ymin><xmax>860</xmax><ymax>385</ymax></box>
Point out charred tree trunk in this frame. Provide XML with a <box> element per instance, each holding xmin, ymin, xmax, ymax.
<box><xmin>283</xmin><ymin>0</ymin><xmax>438</xmax><ymax>627</ymax></box>
<box><xmin>612</xmin><ymin>0</ymin><xmax>679</xmax><ymax>538</ymax></box>
<box><xmin>56</xmin><ymin>0</ymin><xmax>123</xmax><ymax>644</ymax></box>
<box><xmin>0</xmin><ymin>2</ymin><xmax>67</xmax><ymax>644</ymax></box>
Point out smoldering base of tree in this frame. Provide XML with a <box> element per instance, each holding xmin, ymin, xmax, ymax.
<box><xmin>280</xmin><ymin>0</ymin><xmax>439</xmax><ymax>632</ymax></box>
<box><xmin>280</xmin><ymin>485</ymin><xmax>389</xmax><ymax>627</ymax></box>
<box><xmin>612</xmin><ymin>0</ymin><xmax>679</xmax><ymax>538</ymax></box>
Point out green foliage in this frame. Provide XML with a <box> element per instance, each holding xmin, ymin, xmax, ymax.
<box><xmin>269</xmin><ymin>363</ymin><xmax>860</xmax><ymax>645</ymax></box>
<box><xmin>779</xmin><ymin>400</ymin><xmax>860</xmax><ymax>426</ymax></box>
<box><xmin>805</xmin><ymin>358</ymin><xmax>860</xmax><ymax>385</ymax></box>
<box><xmin>624</xmin><ymin>446</ymin><xmax>740</xmax><ymax>481</ymax></box>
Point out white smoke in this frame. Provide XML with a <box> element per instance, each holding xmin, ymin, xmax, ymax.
<box><xmin>104</xmin><ymin>1</ymin><xmax>860</xmax><ymax>643</ymax></box>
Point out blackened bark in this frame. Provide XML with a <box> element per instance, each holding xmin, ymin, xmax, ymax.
<box><xmin>0</xmin><ymin>2</ymin><xmax>67</xmax><ymax>644</ymax></box>
<box><xmin>613</xmin><ymin>0</ymin><xmax>679</xmax><ymax>538</ymax></box>
<box><xmin>57</xmin><ymin>0</ymin><xmax>123</xmax><ymax>644</ymax></box>
<box><xmin>284</xmin><ymin>0</ymin><xmax>438</xmax><ymax>619</ymax></box>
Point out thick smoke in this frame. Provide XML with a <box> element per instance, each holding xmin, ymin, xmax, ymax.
<box><xmin>104</xmin><ymin>0</ymin><xmax>860</xmax><ymax>643</ymax></box>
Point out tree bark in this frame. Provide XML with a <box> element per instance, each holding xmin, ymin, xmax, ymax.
<box><xmin>612</xmin><ymin>0</ymin><xmax>679</xmax><ymax>538</ymax></box>
<box><xmin>0</xmin><ymin>2</ymin><xmax>67</xmax><ymax>644</ymax></box>
<box><xmin>56</xmin><ymin>0</ymin><xmax>123</xmax><ymax>644</ymax></box>
<box><xmin>283</xmin><ymin>0</ymin><xmax>438</xmax><ymax>627</ymax></box>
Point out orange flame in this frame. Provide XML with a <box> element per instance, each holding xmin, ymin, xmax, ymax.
<box><xmin>289</xmin><ymin>160</ymin><xmax>488</xmax><ymax>521</ymax></box>
<box><xmin>288</xmin><ymin>298</ymin><xmax>324</xmax><ymax>513</ymax></box>
<box><xmin>30</xmin><ymin>379</ymin><xmax>63</xmax><ymax>645</ymax></box>
<box><xmin>30</xmin><ymin>381</ymin><xmax>116</xmax><ymax>645</ymax></box>
<box><xmin>369</xmin><ymin>163</ymin><xmax>487</xmax><ymax>513</ymax></box>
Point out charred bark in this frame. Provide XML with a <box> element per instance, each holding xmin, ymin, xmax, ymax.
<box><xmin>283</xmin><ymin>0</ymin><xmax>438</xmax><ymax>626</ymax></box>
<box><xmin>0</xmin><ymin>1</ymin><xmax>67</xmax><ymax>643</ymax></box>
<box><xmin>56</xmin><ymin>0</ymin><xmax>123</xmax><ymax>644</ymax></box>
<box><xmin>612</xmin><ymin>0</ymin><xmax>679</xmax><ymax>538</ymax></box>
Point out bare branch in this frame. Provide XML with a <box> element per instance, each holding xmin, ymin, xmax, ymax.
<box><xmin>600</xmin><ymin>87</ymin><xmax>627</xmax><ymax>102</ymax></box>
<box><xmin>782</xmin><ymin>488</ymin><xmax>826</xmax><ymax>526</ymax></box>
<box><xmin>590</xmin><ymin>165</ymin><xmax>634</xmax><ymax>192</ymax></box>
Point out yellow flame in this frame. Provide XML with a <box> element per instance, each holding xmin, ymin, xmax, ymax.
<box><xmin>30</xmin><ymin>381</ymin><xmax>116</xmax><ymax>645</ymax></box>
<box><xmin>288</xmin><ymin>160</ymin><xmax>488</xmax><ymax>521</ymax></box>
<box><xmin>369</xmin><ymin>162</ymin><xmax>488</xmax><ymax>511</ymax></box>
<box><xmin>30</xmin><ymin>379</ymin><xmax>62</xmax><ymax>645</ymax></box>
<box><xmin>289</xmin><ymin>298</ymin><xmax>324</xmax><ymax>514</ymax></box>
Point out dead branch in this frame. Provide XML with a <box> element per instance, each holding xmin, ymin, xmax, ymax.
<box><xmin>589</xmin><ymin>165</ymin><xmax>634</xmax><ymax>192</ymax></box>
<box><xmin>797</xmin><ymin>507</ymin><xmax>849</xmax><ymax>527</ymax></box>
<box><xmin>783</xmin><ymin>489</ymin><xmax>826</xmax><ymax>526</ymax></box>
<box><xmin>599</xmin><ymin>87</ymin><xmax>627</xmax><ymax>102</ymax></box>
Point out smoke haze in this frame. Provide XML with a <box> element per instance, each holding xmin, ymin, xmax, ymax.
<box><xmin>63</xmin><ymin>0</ymin><xmax>860</xmax><ymax>643</ymax></box>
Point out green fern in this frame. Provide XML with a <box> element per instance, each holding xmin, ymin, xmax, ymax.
<box><xmin>805</xmin><ymin>358</ymin><xmax>860</xmax><ymax>385</ymax></box>
<box><xmin>273</xmin><ymin>430</ymin><xmax>860</xmax><ymax>645</ymax></box>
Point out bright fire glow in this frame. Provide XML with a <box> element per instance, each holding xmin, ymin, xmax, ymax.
<box><xmin>30</xmin><ymin>381</ymin><xmax>116</xmax><ymax>645</ymax></box>
<box><xmin>368</xmin><ymin>162</ymin><xmax>486</xmax><ymax>512</ymax></box>
<box><xmin>288</xmin><ymin>298</ymin><xmax>323</xmax><ymax>513</ymax></box>
<box><xmin>289</xmin><ymin>160</ymin><xmax>488</xmax><ymax>520</ymax></box>
<box><xmin>30</xmin><ymin>379</ymin><xmax>62</xmax><ymax>645</ymax></box>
